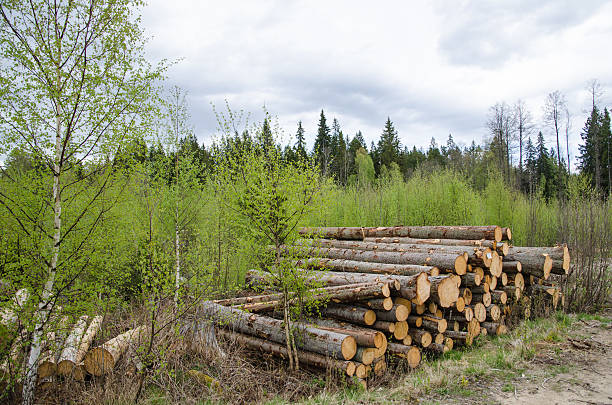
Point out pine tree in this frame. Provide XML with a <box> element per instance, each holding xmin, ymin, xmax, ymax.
<box><xmin>294</xmin><ymin>121</ymin><xmax>307</xmax><ymax>160</ymax></box>
<box><xmin>313</xmin><ymin>110</ymin><xmax>331</xmax><ymax>175</ymax></box>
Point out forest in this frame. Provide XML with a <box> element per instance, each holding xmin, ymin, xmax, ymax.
<box><xmin>0</xmin><ymin>1</ymin><xmax>610</xmax><ymax>404</ymax></box>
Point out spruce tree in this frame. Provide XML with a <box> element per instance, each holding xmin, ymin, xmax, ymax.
<box><xmin>294</xmin><ymin>121</ymin><xmax>307</xmax><ymax>160</ymax></box>
<box><xmin>578</xmin><ymin>106</ymin><xmax>603</xmax><ymax>191</ymax></box>
<box><xmin>600</xmin><ymin>108</ymin><xmax>611</xmax><ymax>194</ymax></box>
<box><xmin>377</xmin><ymin>117</ymin><xmax>401</xmax><ymax>170</ymax></box>
<box><xmin>313</xmin><ymin>110</ymin><xmax>331</xmax><ymax>175</ymax></box>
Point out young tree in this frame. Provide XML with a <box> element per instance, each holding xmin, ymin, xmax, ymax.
<box><xmin>377</xmin><ymin>117</ymin><xmax>401</xmax><ymax>171</ymax></box>
<box><xmin>0</xmin><ymin>1</ymin><xmax>162</xmax><ymax>402</ymax></box>
<box><xmin>514</xmin><ymin>99</ymin><xmax>533</xmax><ymax>175</ymax></box>
<box><xmin>543</xmin><ymin>90</ymin><xmax>567</xmax><ymax>170</ymax></box>
<box><xmin>487</xmin><ymin>102</ymin><xmax>515</xmax><ymax>180</ymax></box>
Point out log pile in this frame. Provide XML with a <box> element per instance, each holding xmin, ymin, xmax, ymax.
<box><xmin>203</xmin><ymin>225</ymin><xmax>567</xmax><ymax>387</ymax></box>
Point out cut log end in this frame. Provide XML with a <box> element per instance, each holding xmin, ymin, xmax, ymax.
<box><xmin>393</xmin><ymin>321</ymin><xmax>409</xmax><ymax>340</ymax></box>
<box><xmin>416</xmin><ymin>272</ymin><xmax>432</xmax><ymax>305</ymax></box>
<box><xmin>436</xmin><ymin>277</ymin><xmax>460</xmax><ymax>308</ymax></box>
<box><xmin>83</xmin><ymin>347</ymin><xmax>114</xmax><ymax>376</ymax></box>
<box><xmin>494</xmin><ymin>226</ymin><xmax>502</xmax><ymax>242</ymax></box>
<box><xmin>341</xmin><ymin>336</ymin><xmax>358</xmax><ymax>360</ymax></box>
<box><xmin>454</xmin><ymin>255</ymin><xmax>467</xmax><ymax>275</ymax></box>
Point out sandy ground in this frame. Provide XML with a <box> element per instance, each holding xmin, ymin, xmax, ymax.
<box><xmin>493</xmin><ymin>315</ymin><xmax>612</xmax><ymax>405</ymax></box>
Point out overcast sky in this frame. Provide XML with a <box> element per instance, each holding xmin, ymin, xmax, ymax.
<box><xmin>141</xmin><ymin>0</ymin><xmax>612</xmax><ymax>168</ymax></box>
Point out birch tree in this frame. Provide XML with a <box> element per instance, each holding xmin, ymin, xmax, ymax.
<box><xmin>0</xmin><ymin>1</ymin><xmax>162</xmax><ymax>403</ymax></box>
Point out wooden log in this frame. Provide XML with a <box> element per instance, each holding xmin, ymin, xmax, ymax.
<box><xmin>37</xmin><ymin>315</ymin><xmax>69</xmax><ymax>379</ymax></box>
<box><xmin>501</xmin><ymin>227</ymin><xmax>512</xmax><ymax>241</ymax></box>
<box><xmin>392</xmin><ymin>321</ymin><xmax>409</xmax><ymax>340</ymax></box>
<box><xmin>216</xmin><ymin>282</ymin><xmax>390</xmax><ymax>306</ymax></box>
<box><xmin>455</xmin><ymin>296</ymin><xmax>466</xmax><ymax>312</ymax></box>
<box><xmin>445</xmin><ymin>310</ymin><xmax>473</xmax><ymax>323</ymax></box>
<box><xmin>507</xmin><ymin>273</ymin><xmax>525</xmax><ymax>291</ymax></box>
<box><xmin>370</xmin><ymin>320</ymin><xmax>395</xmax><ymax>334</ymax></box>
<box><xmin>481</xmin><ymin>322</ymin><xmax>508</xmax><ymax>336</ymax></box>
<box><xmin>426</xmin><ymin>343</ymin><xmax>449</xmax><ymax>354</ymax></box>
<box><xmin>470</xmin><ymin>284</ymin><xmax>490</xmax><ymax>294</ymax></box>
<box><xmin>502</xmin><ymin>252</ymin><xmax>552</xmax><ymax>279</ymax></box>
<box><xmin>429</xmin><ymin>275</ymin><xmax>460</xmax><ymax>308</ymax></box>
<box><xmin>373</xmin><ymin>356</ymin><xmax>387</xmax><ymax>375</ymax></box>
<box><xmin>489</xmin><ymin>275</ymin><xmax>498</xmax><ymax>291</ymax></box>
<box><xmin>411</xmin><ymin>302</ymin><xmax>426</xmax><ymax>315</ymax></box>
<box><xmin>461</xmin><ymin>273</ymin><xmax>482</xmax><ymax>287</ymax></box>
<box><xmin>57</xmin><ymin>315</ymin><xmax>90</xmax><ymax>377</ymax></box>
<box><xmin>500</xmin><ymin>272</ymin><xmax>508</xmax><ymax>286</ymax></box>
<box><xmin>387</xmin><ymin>343</ymin><xmax>421</xmax><ymax>368</ymax></box>
<box><xmin>472</xmin><ymin>266</ymin><xmax>485</xmax><ymax>279</ymax></box>
<box><xmin>308</xmin><ymin>320</ymin><xmax>386</xmax><ymax>349</ymax></box>
<box><xmin>407</xmin><ymin>316</ymin><xmax>422</xmax><ymax>328</ymax></box>
<box><xmin>460</xmin><ymin>288</ymin><xmax>472</xmax><ymax>305</ymax></box>
<box><xmin>472</xmin><ymin>292</ymin><xmax>491</xmax><ymax>307</ymax></box>
<box><xmin>197</xmin><ymin>302</ymin><xmax>357</xmax><ymax>363</ymax></box>
<box><xmin>216</xmin><ymin>329</ymin><xmax>356</xmax><ymax>376</ymax></box>
<box><xmin>402</xmin><ymin>334</ymin><xmax>412</xmax><ymax>346</ymax></box>
<box><xmin>434</xmin><ymin>333</ymin><xmax>445</xmax><ymax>345</ymax></box>
<box><xmin>422</xmin><ymin>316</ymin><xmax>448</xmax><ymax>333</ymax></box>
<box><xmin>466</xmin><ymin>303</ymin><xmax>486</xmax><ymax>323</ymax></box>
<box><xmin>490</xmin><ymin>290</ymin><xmax>508</xmax><ymax>305</ymax></box>
<box><xmin>502</xmin><ymin>261</ymin><xmax>522</xmax><ymax>273</ymax></box>
<box><xmin>427</xmin><ymin>301</ymin><xmax>437</xmax><ymax>314</ymax></box>
<box><xmin>503</xmin><ymin>286</ymin><xmax>521</xmax><ymax>301</ymax></box>
<box><xmin>365</xmin><ymin>237</ymin><xmax>505</xmax><ymax>252</ymax></box>
<box><xmin>286</xmin><ymin>245</ymin><xmax>467</xmax><ymax>275</ymax></box>
<box><xmin>408</xmin><ymin>329</ymin><xmax>432</xmax><ymax>348</ymax></box>
<box><xmin>365</xmin><ymin>297</ymin><xmax>394</xmax><ymax>311</ymax></box>
<box><xmin>353</xmin><ymin>347</ymin><xmax>377</xmax><ymax>365</ymax></box>
<box><xmin>507</xmin><ymin>245</ymin><xmax>569</xmax><ymax>274</ymax></box>
<box><xmin>297</xmin><ymin>257</ymin><xmax>440</xmax><ymax>277</ymax></box>
<box><xmin>322</xmin><ymin>304</ymin><xmax>376</xmax><ymax>326</ymax></box>
<box><xmin>444</xmin><ymin>330</ymin><xmax>472</xmax><ymax>346</ymax></box>
<box><xmin>300</xmin><ymin>226</ymin><xmax>503</xmax><ymax>242</ymax></box>
<box><xmin>373</xmin><ymin>304</ymin><xmax>409</xmax><ymax>322</ymax></box>
<box><xmin>485</xmin><ymin>305</ymin><xmax>501</xmax><ymax>322</ymax></box>
<box><xmin>84</xmin><ymin>325</ymin><xmax>146</xmax><ymax>376</ymax></box>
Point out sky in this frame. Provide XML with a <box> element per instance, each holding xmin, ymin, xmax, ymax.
<box><xmin>141</xmin><ymin>0</ymin><xmax>612</xmax><ymax>169</ymax></box>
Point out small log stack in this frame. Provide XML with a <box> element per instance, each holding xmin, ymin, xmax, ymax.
<box><xmin>205</xmin><ymin>225</ymin><xmax>567</xmax><ymax>386</ymax></box>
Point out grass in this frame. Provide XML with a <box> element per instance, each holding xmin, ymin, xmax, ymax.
<box><xmin>292</xmin><ymin>311</ymin><xmax>582</xmax><ymax>405</ymax></box>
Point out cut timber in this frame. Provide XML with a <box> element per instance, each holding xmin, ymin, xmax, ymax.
<box><xmin>393</xmin><ymin>321</ymin><xmax>409</xmax><ymax>340</ymax></box>
<box><xmin>287</xmin><ymin>245</ymin><xmax>466</xmax><ymax>275</ymax></box>
<box><xmin>322</xmin><ymin>304</ymin><xmax>377</xmax><ymax>326</ymax></box>
<box><xmin>444</xmin><ymin>337</ymin><xmax>454</xmax><ymax>351</ymax></box>
<box><xmin>434</xmin><ymin>333</ymin><xmax>445</xmax><ymax>345</ymax></box>
<box><xmin>84</xmin><ymin>325</ymin><xmax>146</xmax><ymax>376</ymax></box>
<box><xmin>309</xmin><ymin>319</ymin><xmax>386</xmax><ymax>349</ymax></box>
<box><xmin>403</xmin><ymin>335</ymin><xmax>412</xmax><ymax>346</ymax></box>
<box><xmin>199</xmin><ymin>302</ymin><xmax>357</xmax><ymax>361</ymax></box>
<box><xmin>365</xmin><ymin>297</ymin><xmax>393</xmax><ymax>311</ymax></box>
<box><xmin>503</xmin><ymin>286</ymin><xmax>521</xmax><ymax>301</ymax></box>
<box><xmin>502</xmin><ymin>252</ymin><xmax>552</xmax><ymax>279</ymax></box>
<box><xmin>387</xmin><ymin>343</ymin><xmax>421</xmax><ymax>368</ymax></box>
<box><xmin>371</xmin><ymin>320</ymin><xmax>395</xmax><ymax>334</ymax></box>
<box><xmin>444</xmin><ymin>330</ymin><xmax>472</xmax><ymax>346</ymax></box>
<box><xmin>500</xmin><ymin>272</ymin><xmax>508</xmax><ymax>286</ymax></box>
<box><xmin>38</xmin><ymin>315</ymin><xmax>69</xmax><ymax>378</ymax></box>
<box><xmin>408</xmin><ymin>329</ymin><xmax>432</xmax><ymax>348</ymax></box>
<box><xmin>354</xmin><ymin>364</ymin><xmax>367</xmax><ymax>379</ymax></box>
<box><xmin>216</xmin><ymin>329</ymin><xmax>356</xmax><ymax>376</ymax></box>
<box><xmin>481</xmin><ymin>322</ymin><xmax>508</xmax><ymax>336</ymax></box>
<box><xmin>374</xmin><ymin>305</ymin><xmax>409</xmax><ymax>322</ymax></box>
<box><xmin>461</xmin><ymin>273</ymin><xmax>482</xmax><ymax>287</ymax></box>
<box><xmin>299</xmin><ymin>257</ymin><xmax>439</xmax><ymax>277</ymax></box>
<box><xmin>473</xmin><ymin>267</ymin><xmax>485</xmax><ymax>279</ymax></box>
<box><xmin>219</xmin><ymin>282</ymin><xmax>391</xmax><ymax>307</ymax></box>
<box><xmin>366</xmin><ymin>236</ymin><xmax>505</xmax><ymax>251</ymax></box>
<box><xmin>446</xmin><ymin>310</ymin><xmax>473</xmax><ymax>323</ymax></box>
<box><xmin>501</xmin><ymin>227</ymin><xmax>512</xmax><ymax>241</ymax></box>
<box><xmin>429</xmin><ymin>275</ymin><xmax>460</xmax><ymax>308</ymax></box>
<box><xmin>373</xmin><ymin>356</ymin><xmax>387</xmax><ymax>375</ymax></box>
<box><xmin>472</xmin><ymin>292</ymin><xmax>491</xmax><ymax>307</ymax></box>
<box><xmin>507</xmin><ymin>245</ymin><xmax>569</xmax><ymax>274</ymax></box>
<box><xmin>57</xmin><ymin>315</ymin><xmax>89</xmax><ymax>377</ymax></box>
<box><xmin>407</xmin><ymin>316</ymin><xmax>423</xmax><ymax>328</ymax></box>
<box><xmin>422</xmin><ymin>316</ymin><xmax>448</xmax><ymax>333</ymax></box>
<box><xmin>426</xmin><ymin>343</ymin><xmax>449</xmax><ymax>354</ymax></box>
<box><xmin>412</xmin><ymin>302</ymin><xmax>426</xmax><ymax>315</ymax></box>
<box><xmin>490</xmin><ymin>290</ymin><xmax>508</xmax><ymax>305</ymax></box>
<box><xmin>468</xmin><ymin>303</ymin><xmax>486</xmax><ymax>323</ymax></box>
<box><xmin>486</xmin><ymin>305</ymin><xmax>501</xmax><ymax>322</ymax></box>
<box><xmin>353</xmin><ymin>347</ymin><xmax>377</xmax><ymax>365</ymax></box>
<box><xmin>455</xmin><ymin>296</ymin><xmax>466</xmax><ymax>312</ymax></box>
<box><xmin>299</xmin><ymin>226</ymin><xmax>503</xmax><ymax>242</ymax></box>
<box><xmin>470</xmin><ymin>284</ymin><xmax>490</xmax><ymax>294</ymax></box>
<box><xmin>502</xmin><ymin>261</ymin><xmax>522</xmax><ymax>273</ymax></box>
<box><xmin>460</xmin><ymin>288</ymin><xmax>473</xmax><ymax>305</ymax></box>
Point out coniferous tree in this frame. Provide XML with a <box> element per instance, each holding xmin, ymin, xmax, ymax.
<box><xmin>313</xmin><ymin>110</ymin><xmax>331</xmax><ymax>175</ymax></box>
<box><xmin>294</xmin><ymin>121</ymin><xmax>307</xmax><ymax>160</ymax></box>
<box><xmin>259</xmin><ymin>116</ymin><xmax>274</xmax><ymax>155</ymax></box>
<box><xmin>578</xmin><ymin>106</ymin><xmax>603</xmax><ymax>192</ymax></box>
<box><xmin>377</xmin><ymin>117</ymin><xmax>401</xmax><ymax>172</ymax></box>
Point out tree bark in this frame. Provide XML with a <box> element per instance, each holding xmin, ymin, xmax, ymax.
<box><xmin>83</xmin><ymin>325</ymin><xmax>147</xmax><ymax>376</ymax></box>
<box><xmin>507</xmin><ymin>246</ymin><xmax>569</xmax><ymax>274</ymax></box>
<box><xmin>387</xmin><ymin>343</ymin><xmax>421</xmax><ymax>368</ymax></box>
<box><xmin>428</xmin><ymin>275</ymin><xmax>460</xmax><ymax>308</ymax></box>
<box><xmin>296</xmin><ymin>257</ymin><xmax>439</xmax><ymax>276</ymax></box>
<box><xmin>372</xmin><ymin>305</ymin><xmax>409</xmax><ymax>322</ymax></box>
<box><xmin>407</xmin><ymin>329</ymin><xmax>432</xmax><ymax>348</ymax></box>
<box><xmin>321</xmin><ymin>304</ymin><xmax>377</xmax><ymax>326</ymax></box>
<box><xmin>57</xmin><ymin>316</ymin><xmax>89</xmax><ymax>377</ymax></box>
<box><xmin>503</xmin><ymin>252</ymin><xmax>553</xmax><ymax>279</ymax></box>
<box><xmin>300</xmin><ymin>226</ymin><xmax>503</xmax><ymax>242</ymax></box>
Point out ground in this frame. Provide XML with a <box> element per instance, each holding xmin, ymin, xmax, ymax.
<box><xmin>299</xmin><ymin>310</ymin><xmax>612</xmax><ymax>405</ymax></box>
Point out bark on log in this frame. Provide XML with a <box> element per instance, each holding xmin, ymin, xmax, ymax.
<box><xmin>365</xmin><ymin>237</ymin><xmax>504</xmax><ymax>252</ymax></box>
<box><xmin>84</xmin><ymin>325</ymin><xmax>146</xmax><ymax>376</ymax></box>
<box><xmin>197</xmin><ymin>302</ymin><xmax>357</xmax><ymax>362</ymax></box>
<box><xmin>286</xmin><ymin>245</ymin><xmax>466</xmax><ymax>274</ymax></box>
<box><xmin>461</xmin><ymin>273</ymin><xmax>482</xmax><ymax>287</ymax></box>
<box><xmin>392</xmin><ymin>321</ymin><xmax>409</xmax><ymax>340</ymax></box>
<box><xmin>470</xmin><ymin>284</ymin><xmax>490</xmax><ymax>294</ymax></box>
<box><xmin>353</xmin><ymin>347</ymin><xmax>377</xmax><ymax>365</ymax></box>
<box><xmin>490</xmin><ymin>290</ymin><xmax>508</xmax><ymax>305</ymax></box>
<box><xmin>365</xmin><ymin>298</ymin><xmax>393</xmax><ymax>311</ymax></box>
<box><xmin>370</xmin><ymin>320</ymin><xmax>395</xmax><ymax>334</ymax></box>
<box><xmin>407</xmin><ymin>316</ymin><xmax>422</xmax><ymax>328</ymax></box>
<box><xmin>502</xmin><ymin>261</ymin><xmax>522</xmax><ymax>273</ymax></box>
<box><xmin>422</xmin><ymin>316</ymin><xmax>448</xmax><ymax>333</ymax></box>
<box><xmin>216</xmin><ymin>329</ymin><xmax>356</xmax><ymax>376</ymax></box>
<box><xmin>503</xmin><ymin>286</ymin><xmax>521</xmax><ymax>301</ymax></box>
<box><xmin>411</xmin><ymin>302</ymin><xmax>426</xmax><ymax>315</ymax></box>
<box><xmin>444</xmin><ymin>330</ymin><xmax>472</xmax><ymax>346</ymax></box>
<box><xmin>57</xmin><ymin>315</ymin><xmax>89</xmax><ymax>377</ymax></box>
<box><xmin>502</xmin><ymin>252</ymin><xmax>552</xmax><ymax>279</ymax></box>
<box><xmin>307</xmin><ymin>318</ymin><xmax>386</xmax><ymax>349</ymax></box>
<box><xmin>426</xmin><ymin>343</ymin><xmax>449</xmax><ymax>354</ymax></box>
<box><xmin>434</xmin><ymin>333</ymin><xmax>445</xmax><ymax>345</ymax></box>
<box><xmin>373</xmin><ymin>305</ymin><xmax>409</xmax><ymax>322</ymax></box>
<box><xmin>481</xmin><ymin>322</ymin><xmax>508</xmax><ymax>336</ymax></box>
<box><xmin>460</xmin><ymin>288</ymin><xmax>472</xmax><ymax>305</ymax></box>
<box><xmin>300</xmin><ymin>226</ymin><xmax>503</xmax><ymax>242</ymax></box>
<box><xmin>407</xmin><ymin>329</ymin><xmax>432</xmax><ymax>348</ymax></box>
<box><xmin>387</xmin><ymin>343</ymin><xmax>421</xmax><ymax>368</ymax></box>
<box><xmin>297</xmin><ymin>257</ymin><xmax>440</xmax><ymax>277</ymax></box>
<box><xmin>322</xmin><ymin>304</ymin><xmax>377</xmax><ymax>326</ymax></box>
<box><xmin>472</xmin><ymin>292</ymin><xmax>492</xmax><ymax>307</ymax></box>
<box><xmin>507</xmin><ymin>272</ymin><xmax>526</xmax><ymax>291</ymax></box>
<box><xmin>466</xmin><ymin>303</ymin><xmax>486</xmax><ymax>323</ymax></box>
<box><xmin>485</xmin><ymin>305</ymin><xmax>501</xmax><ymax>322</ymax></box>
<box><xmin>507</xmin><ymin>246</ymin><xmax>569</xmax><ymax>274</ymax></box>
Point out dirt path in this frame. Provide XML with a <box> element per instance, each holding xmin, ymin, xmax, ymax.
<box><xmin>493</xmin><ymin>315</ymin><xmax>612</xmax><ymax>405</ymax></box>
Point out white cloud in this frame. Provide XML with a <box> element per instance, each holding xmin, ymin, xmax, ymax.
<box><xmin>141</xmin><ymin>0</ymin><xmax>612</xmax><ymax>168</ymax></box>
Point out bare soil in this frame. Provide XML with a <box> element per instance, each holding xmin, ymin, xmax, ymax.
<box><xmin>493</xmin><ymin>315</ymin><xmax>612</xmax><ymax>405</ymax></box>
